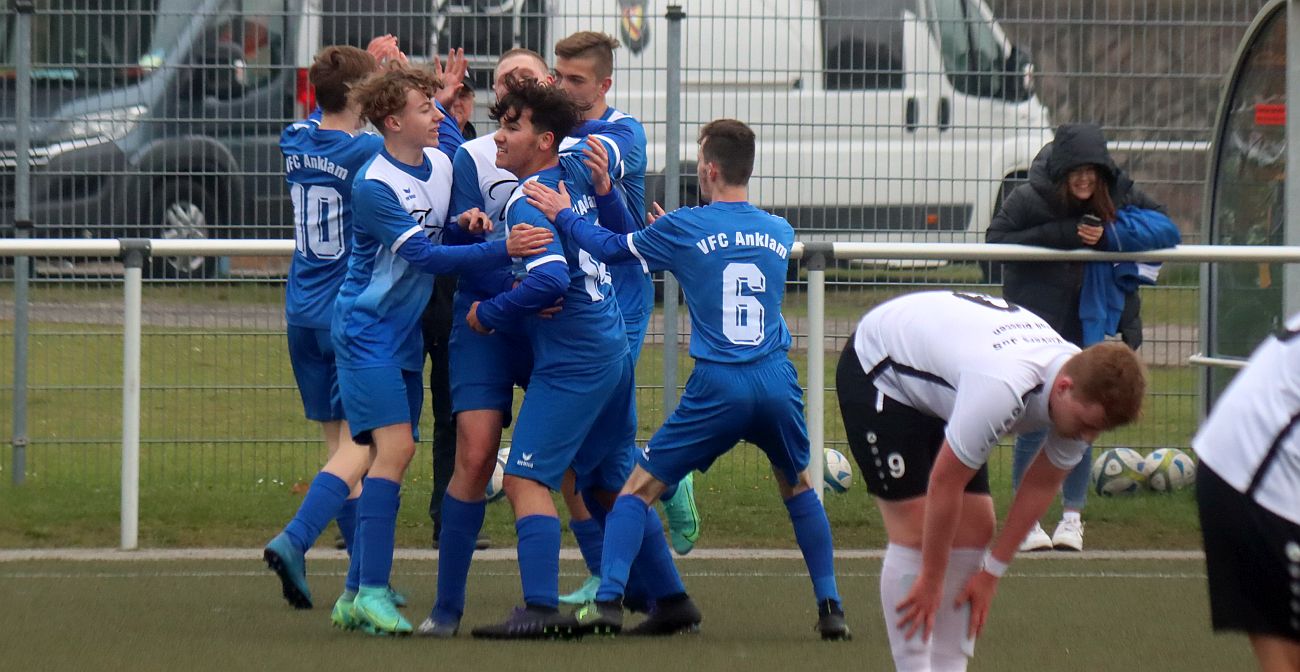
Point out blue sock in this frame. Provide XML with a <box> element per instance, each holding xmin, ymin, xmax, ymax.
<box><xmin>571</xmin><ymin>517</ymin><xmax>604</xmax><ymax>577</ymax></box>
<box><xmin>516</xmin><ymin>515</ymin><xmax>562</xmax><ymax>609</ymax></box>
<box><xmin>785</xmin><ymin>489</ymin><xmax>841</xmax><ymax>604</ymax></box>
<box><xmin>341</xmin><ymin>496</ymin><xmax>361</xmax><ymax>592</ymax></box>
<box><xmin>337</xmin><ymin>497</ymin><xmax>359</xmax><ymax>554</ymax></box>
<box><xmin>596</xmin><ymin>495</ymin><xmax>649</xmax><ymax>602</ymax></box>
<box><xmin>632</xmin><ymin>504</ymin><xmax>686</xmax><ymax>599</ymax></box>
<box><xmin>357</xmin><ymin>477</ymin><xmax>400</xmax><ymax>590</ymax></box>
<box><xmin>433</xmin><ymin>494</ymin><xmax>486</xmax><ymax>623</ymax></box>
<box><xmin>283</xmin><ymin>472</ymin><xmax>350</xmax><ymax>554</ymax></box>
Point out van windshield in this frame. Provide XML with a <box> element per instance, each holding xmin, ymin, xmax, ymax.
<box><xmin>0</xmin><ymin>0</ymin><xmax>193</xmax><ymax>85</ymax></box>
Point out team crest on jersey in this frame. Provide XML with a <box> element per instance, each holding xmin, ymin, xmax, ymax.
<box><xmin>618</xmin><ymin>0</ymin><xmax>650</xmax><ymax>54</ymax></box>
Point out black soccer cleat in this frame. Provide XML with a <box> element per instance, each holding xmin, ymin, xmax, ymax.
<box><xmin>625</xmin><ymin>594</ymin><xmax>702</xmax><ymax>636</ymax></box>
<box><xmin>816</xmin><ymin>599</ymin><xmax>851</xmax><ymax>641</ymax></box>
<box><xmin>470</xmin><ymin>605</ymin><xmax>575</xmax><ymax>640</ymax></box>
<box><xmin>570</xmin><ymin>599</ymin><xmax>624</xmax><ymax>637</ymax></box>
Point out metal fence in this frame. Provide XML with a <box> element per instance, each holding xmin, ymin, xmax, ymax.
<box><xmin>0</xmin><ymin>2</ymin><xmax>1273</xmax><ymax>523</ymax></box>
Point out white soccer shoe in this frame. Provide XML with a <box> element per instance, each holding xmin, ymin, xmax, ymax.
<box><xmin>1019</xmin><ymin>522</ymin><xmax>1053</xmax><ymax>552</ymax></box>
<box><xmin>1051</xmin><ymin>518</ymin><xmax>1084</xmax><ymax>551</ymax></box>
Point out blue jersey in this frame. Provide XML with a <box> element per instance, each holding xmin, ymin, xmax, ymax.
<box><xmin>281</xmin><ymin>121</ymin><xmax>383</xmax><ymax>328</ymax></box>
<box><xmin>474</xmin><ymin>122</ymin><xmax>641</xmax><ymax>370</ymax></box>
<box><xmin>334</xmin><ymin>146</ymin><xmax>507</xmax><ymax>371</ymax></box>
<box><xmin>496</xmin><ymin>160</ymin><xmax>627</xmax><ymax>372</ymax></box>
<box><xmin>562</xmin><ymin>110</ymin><xmax>652</xmax><ymax>318</ymax></box>
<box><xmin>562</xmin><ymin>201</ymin><xmax>794</xmax><ymax>364</ymax></box>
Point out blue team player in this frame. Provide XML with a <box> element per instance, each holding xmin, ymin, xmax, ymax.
<box><xmin>552</xmin><ymin>32</ymin><xmax>701</xmax><ymax>608</ymax></box>
<box><xmin>523</xmin><ymin>119</ymin><xmax>850</xmax><ymax>640</ymax></box>
<box><xmin>464</xmin><ymin>80</ymin><xmax>697</xmax><ymax>639</ymax></box>
<box><xmin>263</xmin><ymin>45</ymin><xmax>390</xmax><ymax>613</ymax></box>
<box><xmin>263</xmin><ymin>40</ymin><xmax>467</xmax><ymax>617</ymax></box>
<box><xmin>418</xmin><ymin>48</ymin><xmax>556</xmax><ymax>639</ymax></box>
<box><xmin>330</xmin><ymin>64</ymin><xmax>552</xmax><ymax>637</ymax></box>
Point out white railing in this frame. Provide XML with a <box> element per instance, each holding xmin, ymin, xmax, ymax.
<box><xmin>4</xmin><ymin>238</ymin><xmax>1296</xmax><ymax>549</ymax></box>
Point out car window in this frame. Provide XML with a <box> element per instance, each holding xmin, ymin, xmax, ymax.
<box><xmin>201</xmin><ymin>0</ymin><xmax>287</xmax><ymax>99</ymax></box>
<box><xmin>2</xmin><ymin>0</ymin><xmax>190</xmax><ymax>84</ymax></box>
<box><xmin>821</xmin><ymin>0</ymin><xmax>908</xmax><ymax>90</ymax></box>
<box><xmin>928</xmin><ymin>0</ymin><xmax>1007</xmax><ymax>98</ymax></box>
<box><xmin>434</xmin><ymin>0</ymin><xmax>547</xmax><ymax>92</ymax></box>
<box><xmin>322</xmin><ymin>0</ymin><xmax>433</xmax><ymax>61</ymax></box>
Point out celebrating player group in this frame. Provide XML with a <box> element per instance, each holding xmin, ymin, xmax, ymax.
<box><xmin>254</xmin><ymin>25</ymin><xmax>1299</xmax><ymax>672</ymax></box>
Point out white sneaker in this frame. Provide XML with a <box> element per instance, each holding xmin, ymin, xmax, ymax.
<box><xmin>1019</xmin><ymin>522</ymin><xmax>1053</xmax><ymax>552</ymax></box>
<box><xmin>1051</xmin><ymin>518</ymin><xmax>1084</xmax><ymax>551</ymax></box>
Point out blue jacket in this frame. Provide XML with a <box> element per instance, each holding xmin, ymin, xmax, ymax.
<box><xmin>1079</xmin><ymin>206</ymin><xmax>1182</xmax><ymax>345</ymax></box>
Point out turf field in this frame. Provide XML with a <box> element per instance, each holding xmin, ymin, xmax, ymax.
<box><xmin>0</xmin><ymin>552</ymin><xmax>1252</xmax><ymax>671</ymax></box>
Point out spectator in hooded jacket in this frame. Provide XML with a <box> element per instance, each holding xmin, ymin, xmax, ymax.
<box><xmin>986</xmin><ymin>122</ymin><xmax>1164</xmax><ymax>552</ymax></box>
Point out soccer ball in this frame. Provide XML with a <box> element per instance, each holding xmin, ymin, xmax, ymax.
<box><xmin>823</xmin><ymin>448</ymin><xmax>853</xmax><ymax>494</ymax></box>
<box><xmin>1143</xmin><ymin>448</ymin><xmax>1196</xmax><ymax>493</ymax></box>
<box><xmin>485</xmin><ymin>448</ymin><xmax>509</xmax><ymax>503</ymax></box>
<box><xmin>1091</xmin><ymin>447</ymin><xmax>1147</xmax><ymax>496</ymax></box>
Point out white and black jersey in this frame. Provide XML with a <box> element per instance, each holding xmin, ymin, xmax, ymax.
<box><xmin>1194</xmin><ymin>312</ymin><xmax>1300</xmax><ymax>526</ymax></box>
<box><xmin>850</xmin><ymin>290</ymin><xmax>1085</xmax><ymax>470</ymax></box>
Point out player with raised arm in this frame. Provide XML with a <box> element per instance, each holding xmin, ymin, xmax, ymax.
<box><xmin>523</xmin><ymin>119</ymin><xmax>848</xmax><ymax>639</ymax></box>
<box><xmin>461</xmin><ymin>80</ymin><xmax>692</xmax><ymax>639</ymax></box>
<box><xmin>835</xmin><ymin>290</ymin><xmax>1145</xmax><ymax>670</ymax></box>
<box><xmin>551</xmin><ymin>31</ymin><xmax>701</xmax><ymax>608</ymax></box>
<box><xmin>1194</xmin><ymin>314</ymin><xmax>1300</xmax><ymax>672</ymax></box>
<box><xmin>329</xmin><ymin>64</ymin><xmax>551</xmax><ymax>637</ymax></box>
<box><xmin>415</xmin><ymin>49</ymin><xmax>556</xmax><ymax>639</ymax></box>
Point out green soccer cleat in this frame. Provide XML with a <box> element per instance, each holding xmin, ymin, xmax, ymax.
<box><xmin>387</xmin><ymin>584</ymin><xmax>407</xmax><ymax>608</ymax></box>
<box><xmin>559</xmin><ymin>575</ymin><xmax>601</xmax><ymax>605</ymax></box>
<box><xmin>350</xmin><ymin>586</ymin><xmax>413</xmax><ymax>636</ymax></box>
<box><xmin>662</xmin><ymin>472</ymin><xmax>700</xmax><ymax>555</ymax></box>
<box><xmin>263</xmin><ymin>532</ymin><xmax>312</xmax><ymax>609</ymax></box>
<box><xmin>331</xmin><ymin>594</ymin><xmax>359</xmax><ymax>631</ymax></box>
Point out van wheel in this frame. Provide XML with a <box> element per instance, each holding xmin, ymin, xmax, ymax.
<box><xmin>149</xmin><ymin>180</ymin><xmax>219</xmax><ymax>280</ymax></box>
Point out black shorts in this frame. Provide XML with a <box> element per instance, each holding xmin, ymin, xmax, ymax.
<box><xmin>835</xmin><ymin>341</ymin><xmax>990</xmax><ymax>501</ymax></box>
<box><xmin>1198</xmin><ymin>464</ymin><xmax>1300</xmax><ymax>642</ymax></box>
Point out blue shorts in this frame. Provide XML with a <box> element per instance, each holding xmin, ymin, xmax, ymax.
<box><xmin>287</xmin><ymin>325</ymin><xmax>343</xmax><ymax>422</ymax></box>
<box><xmin>623</xmin><ymin>309</ymin><xmax>651</xmax><ymax>365</ymax></box>
<box><xmin>337</xmin><ymin>365</ymin><xmax>423</xmax><ymax>445</ymax></box>
<box><xmin>449</xmin><ymin>298</ymin><xmax>533</xmax><ymax>425</ymax></box>
<box><xmin>505</xmin><ymin>355</ymin><xmax>636</xmax><ymax>492</ymax></box>
<box><xmin>638</xmin><ymin>353</ymin><xmax>810</xmax><ymax>487</ymax></box>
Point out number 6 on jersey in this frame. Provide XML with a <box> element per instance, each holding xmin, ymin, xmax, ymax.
<box><xmin>723</xmin><ymin>262</ymin><xmax>766</xmax><ymax>345</ymax></box>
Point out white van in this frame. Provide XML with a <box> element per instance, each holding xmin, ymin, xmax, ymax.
<box><xmin>446</xmin><ymin>0</ymin><xmax>1053</xmax><ymax>244</ymax></box>
<box><xmin>2</xmin><ymin>0</ymin><xmax>1049</xmax><ymax>278</ymax></box>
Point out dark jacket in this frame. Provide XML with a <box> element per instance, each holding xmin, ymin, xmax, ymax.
<box><xmin>986</xmin><ymin>123</ymin><xmax>1165</xmax><ymax>346</ymax></box>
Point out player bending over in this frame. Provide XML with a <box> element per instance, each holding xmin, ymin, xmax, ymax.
<box><xmin>837</xmin><ymin>290</ymin><xmax>1145</xmax><ymax>670</ymax></box>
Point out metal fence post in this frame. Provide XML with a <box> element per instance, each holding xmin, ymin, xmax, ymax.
<box><xmin>10</xmin><ymin>0</ymin><xmax>34</xmax><ymax>486</ymax></box>
<box><xmin>662</xmin><ymin>5</ymin><xmax>684</xmax><ymax>414</ymax></box>
<box><xmin>803</xmin><ymin>243</ymin><xmax>830</xmax><ymax>500</ymax></box>
<box><xmin>120</xmin><ymin>240</ymin><xmax>149</xmax><ymax>551</ymax></box>
<box><xmin>1286</xmin><ymin>0</ymin><xmax>1300</xmax><ymax>317</ymax></box>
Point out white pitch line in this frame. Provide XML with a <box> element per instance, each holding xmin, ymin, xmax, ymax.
<box><xmin>0</xmin><ymin>569</ymin><xmax>1207</xmax><ymax>580</ymax></box>
<box><xmin>0</xmin><ymin>548</ymin><xmax>1205</xmax><ymax>563</ymax></box>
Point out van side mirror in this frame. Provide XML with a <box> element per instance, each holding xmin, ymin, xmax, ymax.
<box><xmin>1003</xmin><ymin>45</ymin><xmax>1036</xmax><ymax>101</ymax></box>
<box><xmin>184</xmin><ymin>34</ymin><xmax>247</xmax><ymax>101</ymax></box>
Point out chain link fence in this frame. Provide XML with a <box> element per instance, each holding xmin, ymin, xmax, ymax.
<box><xmin>0</xmin><ymin>1</ymin><xmax>1268</xmax><ymax>519</ymax></box>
